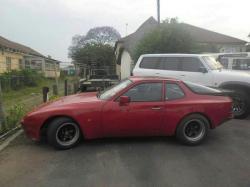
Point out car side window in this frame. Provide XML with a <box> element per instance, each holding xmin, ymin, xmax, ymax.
<box><xmin>123</xmin><ymin>82</ymin><xmax>162</xmax><ymax>102</ymax></box>
<box><xmin>165</xmin><ymin>83</ymin><xmax>185</xmax><ymax>100</ymax></box>
<box><xmin>179</xmin><ymin>57</ymin><xmax>205</xmax><ymax>72</ymax></box>
<box><xmin>139</xmin><ymin>57</ymin><xmax>161</xmax><ymax>69</ymax></box>
<box><xmin>161</xmin><ymin>57</ymin><xmax>180</xmax><ymax>71</ymax></box>
<box><xmin>232</xmin><ymin>59</ymin><xmax>250</xmax><ymax>70</ymax></box>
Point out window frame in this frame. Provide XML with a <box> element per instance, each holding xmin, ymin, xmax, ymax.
<box><xmin>116</xmin><ymin>81</ymin><xmax>164</xmax><ymax>103</ymax></box>
<box><xmin>164</xmin><ymin>82</ymin><xmax>186</xmax><ymax>101</ymax></box>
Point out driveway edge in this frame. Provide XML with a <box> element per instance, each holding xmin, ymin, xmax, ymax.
<box><xmin>0</xmin><ymin>129</ymin><xmax>23</xmax><ymax>152</ymax></box>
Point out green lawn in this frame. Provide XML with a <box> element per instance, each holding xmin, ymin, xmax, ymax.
<box><xmin>2</xmin><ymin>79</ymin><xmax>58</xmax><ymax>112</ymax></box>
<box><xmin>0</xmin><ymin>76</ymin><xmax>79</xmax><ymax>135</ymax></box>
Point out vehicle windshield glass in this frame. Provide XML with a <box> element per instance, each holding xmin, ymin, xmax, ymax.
<box><xmin>203</xmin><ymin>56</ymin><xmax>223</xmax><ymax>70</ymax></box>
<box><xmin>184</xmin><ymin>81</ymin><xmax>221</xmax><ymax>94</ymax></box>
<box><xmin>99</xmin><ymin>79</ymin><xmax>133</xmax><ymax>100</ymax></box>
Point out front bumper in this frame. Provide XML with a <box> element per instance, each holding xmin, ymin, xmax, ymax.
<box><xmin>21</xmin><ymin>119</ymin><xmax>41</xmax><ymax>141</ymax></box>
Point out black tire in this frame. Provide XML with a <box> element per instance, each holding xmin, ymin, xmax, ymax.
<box><xmin>47</xmin><ymin>117</ymin><xmax>81</xmax><ymax>150</ymax></box>
<box><xmin>231</xmin><ymin>89</ymin><xmax>250</xmax><ymax>119</ymax></box>
<box><xmin>176</xmin><ymin>114</ymin><xmax>209</xmax><ymax>146</ymax></box>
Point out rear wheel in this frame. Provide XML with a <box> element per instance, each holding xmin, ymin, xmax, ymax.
<box><xmin>176</xmin><ymin>114</ymin><xmax>209</xmax><ymax>145</ymax></box>
<box><xmin>231</xmin><ymin>89</ymin><xmax>249</xmax><ymax>119</ymax></box>
<box><xmin>47</xmin><ymin>117</ymin><xmax>81</xmax><ymax>150</ymax></box>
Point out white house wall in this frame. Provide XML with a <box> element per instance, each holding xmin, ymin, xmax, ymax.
<box><xmin>219</xmin><ymin>45</ymin><xmax>246</xmax><ymax>53</ymax></box>
<box><xmin>121</xmin><ymin>50</ymin><xmax>132</xmax><ymax>79</ymax></box>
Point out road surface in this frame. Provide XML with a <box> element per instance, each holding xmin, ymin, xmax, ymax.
<box><xmin>0</xmin><ymin>119</ymin><xmax>250</xmax><ymax>187</ymax></box>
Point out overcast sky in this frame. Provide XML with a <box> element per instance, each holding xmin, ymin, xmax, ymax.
<box><xmin>0</xmin><ymin>0</ymin><xmax>249</xmax><ymax>62</ymax></box>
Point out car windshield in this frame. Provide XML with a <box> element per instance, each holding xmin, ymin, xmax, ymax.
<box><xmin>184</xmin><ymin>81</ymin><xmax>222</xmax><ymax>94</ymax></box>
<box><xmin>99</xmin><ymin>79</ymin><xmax>133</xmax><ymax>100</ymax></box>
<box><xmin>203</xmin><ymin>56</ymin><xmax>223</xmax><ymax>70</ymax></box>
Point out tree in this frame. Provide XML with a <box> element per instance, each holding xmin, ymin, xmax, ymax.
<box><xmin>84</xmin><ymin>26</ymin><xmax>121</xmax><ymax>45</ymax></box>
<box><xmin>133</xmin><ymin>20</ymin><xmax>197</xmax><ymax>61</ymax></box>
<box><xmin>68</xmin><ymin>26</ymin><xmax>121</xmax><ymax>59</ymax></box>
<box><xmin>72</xmin><ymin>43</ymin><xmax>115</xmax><ymax>68</ymax></box>
<box><xmin>68</xmin><ymin>26</ymin><xmax>121</xmax><ymax>72</ymax></box>
<box><xmin>68</xmin><ymin>35</ymin><xmax>86</xmax><ymax>58</ymax></box>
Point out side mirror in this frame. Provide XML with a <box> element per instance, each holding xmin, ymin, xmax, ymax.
<box><xmin>199</xmin><ymin>67</ymin><xmax>208</xmax><ymax>73</ymax></box>
<box><xmin>119</xmin><ymin>96</ymin><xmax>130</xmax><ymax>105</ymax></box>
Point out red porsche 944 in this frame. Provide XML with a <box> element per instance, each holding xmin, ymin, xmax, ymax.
<box><xmin>21</xmin><ymin>77</ymin><xmax>232</xmax><ymax>149</ymax></box>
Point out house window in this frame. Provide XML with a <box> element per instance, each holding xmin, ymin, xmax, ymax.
<box><xmin>45</xmin><ymin>62</ymin><xmax>50</xmax><ymax>70</ymax></box>
<box><xmin>19</xmin><ymin>59</ymin><xmax>23</xmax><ymax>69</ymax></box>
<box><xmin>25</xmin><ymin>60</ymin><xmax>30</xmax><ymax>69</ymax></box>
<box><xmin>6</xmin><ymin>57</ymin><xmax>11</xmax><ymax>71</ymax></box>
<box><xmin>31</xmin><ymin>60</ymin><xmax>42</xmax><ymax>70</ymax></box>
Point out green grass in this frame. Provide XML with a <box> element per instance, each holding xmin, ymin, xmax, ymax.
<box><xmin>0</xmin><ymin>78</ymin><xmax>64</xmax><ymax>135</ymax></box>
<box><xmin>2</xmin><ymin>78</ymin><xmax>58</xmax><ymax>111</ymax></box>
<box><xmin>0</xmin><ymin>76</ymin><xmax>78</xmax><ymax>134</ymax></box>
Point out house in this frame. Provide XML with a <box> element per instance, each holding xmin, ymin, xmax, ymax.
<box><xmin>24</xmin><ymin>54</ymin><xmax>60</xmax><ymax>78</ymax></box>
<box><xmin>61</xmin><ymin>63</ymin><xmax>76</xmax><ymax>76</ymax></box>
<box><xmin>0</xmin><ymin>35</ymin><xmax>60</xmax><ymax>78</ymax></box>
<box><xmin>115</xmin><ymin>17</ymin><xmax>247</xmax><ymax>79</ymax></box>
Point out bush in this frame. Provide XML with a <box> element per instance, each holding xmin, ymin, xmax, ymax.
<box><xmin>0</xmin><ymin>70</ymin><xmax>43</xmax><ymax>91</ymax></box>
<box><xmin>6</xmin><ymin>104</ymin><xmax>25</xmax><ymax>130</ymax></box>
<box><xmin>133</xmin><ymin>19</ymin><xmax>197</xmax><ymax>61</ymax></box>
<box><xmin>0</xmin><ymin>104</ymin><xmax>25</xmax><ymax>135</ymax></box>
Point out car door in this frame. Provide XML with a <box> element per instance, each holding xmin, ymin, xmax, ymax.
<box><xmin>102</xmin><ymin>81</ymin><xmax>165</xmax><ymax>137</ymax></box>
<box><xmin>177</xmin><ymin>57</ymin><xmax>213</xmax><ymax>86</ymax></box>
<box><xmin>163</xmin><ymin>82</ymin><xmax>186</xmax><ymax>135</ymax></box>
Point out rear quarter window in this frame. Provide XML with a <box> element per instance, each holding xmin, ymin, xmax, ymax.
<box><xmin>165</xmin><ymin>83</ymin><xmax>185</xmax><ymax>100</ymax></box>
<box><xmin>184</xmin><ymin>81</ymin><xmax>222</xmax><ymax>94</ymax></box>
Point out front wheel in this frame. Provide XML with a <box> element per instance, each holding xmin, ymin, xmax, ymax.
<box><xmin>176</xmin><ymin>114</ymin><xmax>209</xmax><ymax>145</ymax></box>
<box><xmin>231</xmin><ymin>90</ymin><xmax>249</xmax><ymax>119</ymax></box>
<box><xmin>47</xmin><ymin>117</ymin><xmax>81</xmax><ymax>150</ymax></box>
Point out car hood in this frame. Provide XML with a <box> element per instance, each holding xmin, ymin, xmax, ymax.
<box><xmin>213</xmin><ymin>69</ymin><xmax>250</xmax><ymax>82</ymax></box>
<box><xmin>51</xmin><ymin>92</ymin><xmax>99</xmax><ymax>106</ymax></box>
<box><xmin>31</xmin><ymin>92</ymin><xmax>100</xmax><ymax>112</ymax></box>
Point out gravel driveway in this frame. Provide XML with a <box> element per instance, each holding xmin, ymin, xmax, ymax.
<box><xmin>0</xmin><ymin>119</ymin><xmax>250</xmax><ymax>187</ymax></box>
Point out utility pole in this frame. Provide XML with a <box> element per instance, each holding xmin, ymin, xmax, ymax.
<box><xmin>157</xmin><ymin>0</ymin><xmax>161</xmax><ymax>24</ymax></box>
<box><xmin>125</xmin><ymin>23</ymin><xmax>128</xmax><ymax>36</ymax></box>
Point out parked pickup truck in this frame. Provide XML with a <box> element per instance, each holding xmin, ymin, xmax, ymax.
<box><xmin>133</xmin><ymin>54</ymin><xmax>250</xmax><ymax>118</ymax></box>
<box><xmin>79</xmin><ymin>69</ymin><xmax>119</xmax><ymax>92</ymax></box>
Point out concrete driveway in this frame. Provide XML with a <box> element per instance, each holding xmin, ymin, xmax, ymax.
<box><xmin>0</xmin><ymin>119</ymin><xmax>250</xmax><ymax>187</ymax></box>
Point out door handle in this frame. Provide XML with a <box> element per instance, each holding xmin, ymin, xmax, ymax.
<box><xmin>152</xmin><ymin>107</ymin><xmax>161</xmax><ymax>110</ymax></box>
<box><xmin>180</xmin><ymin>75</ymin><xmax>186</xmax><ymax>77</ymax></box>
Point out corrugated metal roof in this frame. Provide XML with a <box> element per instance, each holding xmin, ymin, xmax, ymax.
<box><xmin>0</xmin><ymin>36</ymin><xmax>44</xmax><ymax>57</ymax></box>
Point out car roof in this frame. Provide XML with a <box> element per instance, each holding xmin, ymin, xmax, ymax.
<box><xmin>140</xmin><ymin>53</ymin><xmax>207</xmax><ymax>58</ymax></box>
<box><xmin>129</xmin><ymin>76</ymin><xmax>181</xmax><ymax>82</ymax></box>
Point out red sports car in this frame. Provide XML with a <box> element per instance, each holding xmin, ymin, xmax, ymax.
<box><xmin>21</xmin><ymin>77</ymin><xmax>232</xmax><ymax>149</ymax></box>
